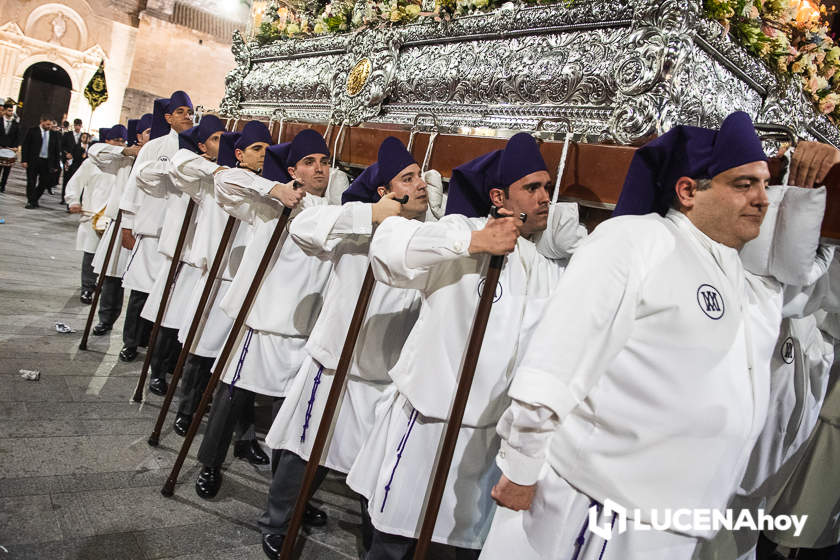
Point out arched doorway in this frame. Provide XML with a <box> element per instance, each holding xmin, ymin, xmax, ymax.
<box><xmin>17</xmin><ymin>62</ymin><xmax>72</xmax><ymax>131</ymax></box>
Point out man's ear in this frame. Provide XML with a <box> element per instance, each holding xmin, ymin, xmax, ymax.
<box><xmin>674</xmin><ymin>177</ymin><xmax>697</xmax><ymax>211</ymax></box>
<box><xmin>234</xmin><ymin>148</ymin><xmax>244</xmax><ymax>162</ymax></box>
<box><xmin>287</xmin><ymin>165</ymin><xmax>296</xmax><ymax>180</ymax></box>
<box><xmin>488</xmin><ymin>187</ymin><xmax>506</xmax><ymax>208</ymax></box>
<box><xmin>197</xmin><ymin>142</ymin><xmax>207</xmax><ymax>154</ymax></box>
<box><xmin>376</xmin><ymin>185</ymin><xmax>388</xmax><ymax>198</ymax></box>
<box><xmin>164</xmin><ymin>113</ymin><xmax>174</xmax><ymax>125</ymax></box>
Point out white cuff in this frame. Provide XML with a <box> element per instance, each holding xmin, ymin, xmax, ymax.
<box><xmin>496</xmin><ymin>439</ymin><xmax>544</xmax><ymax>486</ymax></box>
<box><xmin>354</xmin><ymin>204</ymin><xmax>374</xmax><ymax>234</ymax></box>
<box><xmin>250</xmin><ymin>175</ymin><xmax>276</xmax><ymax>197</ymax></box>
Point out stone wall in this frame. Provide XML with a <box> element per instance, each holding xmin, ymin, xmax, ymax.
<box><xmin>120</xmin><ymin>12</ymin><xmax>236</xmax><ymax>121</ymax></box>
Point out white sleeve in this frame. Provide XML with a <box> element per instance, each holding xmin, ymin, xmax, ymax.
<box><xmin>64</xmin><ymin>160</ymin><xmax>89</xmax><ymax>207</ymax></box>
<box><xmin>781</xmin><ymin>245</ymin><xmax>840</xmax><ymax>317</ymax></box>
<box><xmin>289</xmin><ymin>202</ymin><xmax>373</xmax><ymax>257</ymax></box>
<box><xmin>170</xmin><ymin>150</ymin><xmax>220</xmax><ymax>199</ymax></box>
<box><xmin>533</xmin><ymin>202</ymin><xmax>588</xmax><ymax>260</ymax></box>
<box><xmin>136</xmin><ymin>157</ymin><xmax>174</xmax><ymax>198</ymax></box>
<box><xmin>368</xmin><ymin>214</ymin><xmax>473</xmax><ymax>291</ymax></box>
<box><xmin>87</xmin><ymin>143</ymin><xmax>129</xmax><ymax>174</ymax></box>
<box><xmin>214</xmin><ymin>168</ymin><xmax>283</xmax><ymax>225</ymax></box>
<box><xmin>495</xmin><ymin>401</ymin><xmax>558</xmax><ymax>485</ymax></box>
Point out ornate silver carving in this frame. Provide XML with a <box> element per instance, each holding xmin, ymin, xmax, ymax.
<box><xmin>331</xmin><ymin>29</ymin><xmax>402</xmax><ymax>125</ymax></box>
<box><xmin>220</xmin><ymin>29</ymin><xmax>251</xmax><ymax>117</ymax></box>
<box><xmin>222</xmin><ymin>0</ymin><xmax>840</xmax><ymax>147</ymax></box>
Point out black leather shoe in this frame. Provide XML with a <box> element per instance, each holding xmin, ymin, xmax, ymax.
<box><xmin>234</xmin><ymin>439</ymin><xmax>270</xmax><ymax>466</ymax></box>
<box><xmin>173</xmin><ymin>414</ymin><xmax>192</xmax><ymax>436</ymax></box>
<box><xmin>149</xmin><ymin>377</ymin><xmax>168</xmax><ymax>396</ymax></box>
<box><xmin>92</xmin><ymin>322</ymin><xmax>111</xmax><ymax>336</ymax></box>
<box><xmin>195</xmin><ymin>465</ymin><xmax>222</xmax><ymax>499</ymax></box>
<box><xmin>261</xmin><ymin>533</ymin><xmax>285</xmax><ymax>559</ymax></box>
<box><xmin>119</xmin><ymin>346</ymin><xmax>138</xmax><ymax>362</ymax></box>
<box><xmin>24</xmin><ymin>203</ymin><xmax>36</xmax><ymax>209</ymax></box>
<box><xmin>80</xmin><ymin>290</ymin><xmax>93</xmax><ymax>304</ymax></box>
<box><xmin>303</xmin><ymin>503</ymin><xmax>328</xmax><ymax>527</ymax></box>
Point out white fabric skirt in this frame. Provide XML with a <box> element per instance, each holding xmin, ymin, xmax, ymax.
<box><xmin>92</xmin><ymin>221</ymin><xmax>130</xmax><ymax>278</ymax></box>
<box><xmin>766</xmin><ymin>416</ymin><xmax>840</xmax><ymax>549</ymax></box>
<box><xmin>346</xmin><ymin>391</ymin><xmax>500</xmax><ymax>549</ymax></box>
<box><xmin>265</xmin><ymin>355</ymin><xmax>390</xmax><ymax>474</ymax></box>
<box><xmin>218</xmin><ymin>328</ymin><xmax>307</xmax><ymax>398</ymax></box>
<box><xmin>479</xmin><ymin>468</ymin><xmax>700</xmax><ymax>560</ymax></box>
<box><xmin>140</xmin><ymin>261</ymin><xmax>202</xmax><ymax>329</ymax></box>
<box><xmin>122</xmin><ymin>235</ymin><xmax>165</xmax><ymax>294</ymax></box>
<box><xmin>178</xmin><ymin>277</ymin><xmax>232</xmax><ymax>359</ymax></box>
<box><xmin>76</xmin><ymin>221</ymin><xmax>100</xmax><ymax>254</ymax></box>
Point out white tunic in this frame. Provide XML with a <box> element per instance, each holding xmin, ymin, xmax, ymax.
<box><xmin>493</xmin><ymin>210</ymin><xmax>828</xmax><ymax>558</ymax></box>
<box><xmin>346</xmin><ymin>204</ymin><xmax>586</xmax><ymax>548</ymax></box>
<box><xmin>173</xmin><ymin>168</ymin><xmax>263</xmax><ymax>357</ymax></box>
<box><xmin>120</xmin><ymin>129</ymin><xmax>180</xmax><ymax>293</ymax></box>
<box><xmin>65</xmin><ymin>158</ymin><xmax>112</xmax><ymax>254</ymax></box>
<box><xmin>263</xmin><ymin>202</ymin><xmax>423</xmax><ymax>472</ymax></box>
<box><xmin>87</xmin><ymin>143</ymin><xmax>134</xmax><ymax>277</ymax></box>
<box><xmin>135</xmin><ymin>149</ymin><xmax>204</xmax><ymax>327</ymax></box>
<box><xmin>213</xmin><ymin>171</ymin><xmax>334</xmax><ymax>397</ymax></box>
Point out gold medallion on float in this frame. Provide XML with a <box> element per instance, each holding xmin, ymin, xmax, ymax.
<box><xmin>346</xmin><ymin>57</ymin><xmax>372</xmax><ymax>97</ymax></box>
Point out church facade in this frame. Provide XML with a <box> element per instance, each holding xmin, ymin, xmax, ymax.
<box><xmin>0</xmin><ymin>0</ymin><xmax>244</xmax><ymax>130</ymax></box>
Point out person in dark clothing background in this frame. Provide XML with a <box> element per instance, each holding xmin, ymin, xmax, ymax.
<box><xmin>0</xmin><ymin>100</ymin><xmax>20</xmax><ymax>193</ymax></box>
<box><xmin>20</xmin><ymin>114</ymin><xmax>61</xmax><ymax>209</ymax></box>
<box><xmin>61</xmin><ymin>118</ymin><xmax>85</xmax><ymax>203</ymax></box>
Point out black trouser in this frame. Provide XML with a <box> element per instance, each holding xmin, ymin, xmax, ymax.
<box><xmin>196</xmin><ymin>382</ymin><xmax>257</xmax><ymax>468</ymax></box>
<box><xmin>177</xmin><ymin>354</ymin><xmax>215</xmax><ymax>417</ymax></box>
<box><xmin>0</xmin><ymin>164</ymin><xmax>10</xmax><ymax>188</ymax></box>
<box><xmin>365</xmin><ymin>529</ymin><xmax>481</xmax><ymax>560</ymax></box>
<box><xmin>25</xmin><ymin>158</ymin><xmax>51</xmax><ymax>205</ymax></box>
<box><xmin>257</xmin><ymin>448</ymin><xmax>329</xmax><ymax>536</ymax></box>
<box><xmin>98</xmin><ymin>276</ymin><xmax>124</xmax><ymax>327</ymax></box>
<box><xmin>150</xmin><ymin>326</ymin><xmax>181</xmax><ymax>381</ymax></box>
<box><xmin>81</xmin><ymin>252</ymin><xmax>96</xmax><ymax>292</ymax></box>
<box><xmin>123</xmin><ymin>290</ymin><xmax>150</xmax><ymax>348</ymax></box>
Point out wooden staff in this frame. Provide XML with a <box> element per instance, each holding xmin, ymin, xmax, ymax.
<box><xmin>148</xmin><ymin>215</ymin><xmax>237</xmax><ymax>446</ymax></box>
<box><xmin>132</xmin><ymin>199</ymin><xmax>197</xmax><ymax>402</ymax></box>
<box><xmin>280</xmin><ymin>194</ymin><xmax>410</xmax><ymax>559</ymax></box>
<box><xmin>162</xmin><ymin>204</ymin><xmax>293</xmax><ymax>497</ymax></box>
<box><xmin>79</xmin><ymin>209</ymin><xmax>122</xmax><ymax>351</ymax></box>
<box><xmin>413</xmin><ymin>253</ymin><xmax>506</xmax><ymax>559</ymax></box>
<box><xmin>279</xmin><ymin>266</ymin><xmax>376</xmax><ymax>559</ymax></box>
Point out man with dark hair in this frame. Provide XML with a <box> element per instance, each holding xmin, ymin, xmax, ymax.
<box><xmin>20</xmin><ymin>114</ymin><xmax>60</xmax><ymax>208</ymax></box>
<box><xmin>0</xmin><ymin>100</ymin><xmax>20</xmax><ymax>192</ymax></box>
<box><xmin>61</xmin><ymin>118</ymin><xmax>84</xmax><ymax>203</ymax></box>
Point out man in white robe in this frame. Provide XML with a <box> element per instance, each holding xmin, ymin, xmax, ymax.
<box><xmin>66</xmin><ymin>125</ymin><xmax>125</xmax><ymax>304</ymax></box>
<box><xmin>189</xmin><ymin>121</ymin><xmax>305</xmax><ymax>499</ymax></box>
<box><xmin>133</xmin><ymin>115</ymin><xmax>225</xmax><ymax>396</ymax></box>
<box><xmin>118</xmin><ymin>91</ymin><xmax>193</xmax><ymax>363</ymax></box>
<box><xmin>346</xmin><ymin>133</ymin><xmax>586</xmax><ymax>559</ymax></box>
<box><xmin>86</xmin><ymin>113</ymin><xmax>151</xmax><ymax>335</ymax></box>
<box><xmin>257</xmin><ymin>137</ymin><xmax>430</xmax><ymax>559</ymax></box>
<box><xmin>485</xmin><ymin>112</ymin><xmax>828</xmax><ymax>560</ymax></box>
<box><xmin>165</xmin><ymin>126</ymin><xmax>268</xmax><ymax>436</ymax></box>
